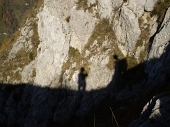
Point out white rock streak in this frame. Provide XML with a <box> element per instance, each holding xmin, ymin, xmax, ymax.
<box><xmin>34</xmin><ymin>5</ymin><xmax>70</xmax><ymax>87</ymax></box>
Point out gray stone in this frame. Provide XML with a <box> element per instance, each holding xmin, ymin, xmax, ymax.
<box><xmin>128</xmin><ymin>93</ymin><xmax>170</xmax><ymax>127</ymax></box>
<box><xmin>98</xmin><ymin>0</ymin><xmax>123</xmax><ymax>19</ymax></box>
<box><xmin>114</xmin><ymin>5</ymin><xmax>141</xmax><ymax>54</ymax></box>
<box><xmin>127</xmin><ymin>0</ymin><xmax>146</xmax><ymax>17</ymax></box>
<box><xmin>70</xmin><ymin>7</ymin><xmax>98</xmax><ymax>52</ymax></box>
<box><xmin>146</xmin><ymin>7</ymin><xmax>170</xmax><ymax>79</ymax></box>
<box><xmin>144</xmin><ymin>0</ymin><xmax>158</xmax><ymax>12</ymax></box>
<box><xmin>35</xmin><ymin>5</ymin><xmax>70</xmax><ymax>87</ymax></box>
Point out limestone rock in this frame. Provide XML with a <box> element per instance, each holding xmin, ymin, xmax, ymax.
<box><xmin>127</xmin><ymin>0</ymin><xmax>146</xmax><ymax>17</ymax></box>
<box><xmin>145</xmin><ymin>7</ymin><xmax>170</xmax><ymax>80</ymax></box>
<box><xmin>8</xmin><ymin>20</ymin><xmax>34</xmax><ymax>60</ymax></box>
<box><xmin>114</xmin><ymin>5</ymin><xmax>141</xmax><ymax>54</ymax></box>
<box><xmin>144</xmin><ymin>0</ymin><xmax>158</xmax><ymax>12</ymax></box>
<box><xmin>87</xmin><ymin>0</ymin><xmax>96</xmax><ymax>6</ymax></box>
<box><xmin>70</xmin><ymin>7</ymin><xmax>98</xmax><ymax>51</ymax></box>
<box><xmin>34</xmin><ymin>5</ymin><xmax>70</xmax><ymax>87</ymax></box>
<box><xmin>86</xmin><ymin>54</ymin><xmax>113</xmax><ymax>90</ymax></box>
<box><xmin>128</xmin><ymin>93</ymin><xmax>170</xmax><ymax>127</ymax></box>
<box><xmin>44</xmin><ymin>0</ymin><xmax>76</xmax><ymax>20</ymax></box>
<box><xmin>98</xmin><ymin>0</ymin><xmax>123</xmax><ymax>19</ymax></box>
<box><xmin>21</xmin><ymin>61</ymin><xmax>35</xmax><ymax>83</ymax></box>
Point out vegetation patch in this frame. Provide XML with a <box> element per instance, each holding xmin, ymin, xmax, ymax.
<box><xmin>136</xmin><ymin>15</ymin><xmax>151</xmax><ymax>62</ymax></box>
<box><xmin>32</xmin><ymin>68</ymin><xmax>36</xmax><ymax>78</ymax></box>
<box><xmin>151</xmin><ymin>0</ymin><xmax>170</xmax><ymax>24</ymax></box>
<box><xmin>0</xmin><ymin>0</ymin><xmax>42</xmax><ymax>83</ymax></box>
<box><xmin>61</xmin><ymin>46</ymin><xmax>91</xmax><ymax>83</ymax></box>
<box><xmin>136</xmin><ymin>25</ymin><xmax>150</xmax><ymax>47</ymax></box>
<box><xmin>0</xmin><ymin>34</ymin><xmax>8</xmax><ymax>44</ymax></box>
<box><xmin>106</xmin><ymin>44</ymin><xmax>124</xmax><ymax>70</ymax></box>
<box><xmin>84</xmin><ymin>19</ymin><xmax>115</xmax><ymax>53</ymax></box>
<box><xmin>62</xmin><ymin>47</ymin><xmax>82</xmax><ymax>81</ymax></box>
<box><xmin>0</xmin><ymin>0</ymin><xmax>43</xmax><ymax>44</ymax></box>
<box><xmin>76</xmin><ymin>0</ymin><xmax>97</xmax><ymax>13</ymax></box>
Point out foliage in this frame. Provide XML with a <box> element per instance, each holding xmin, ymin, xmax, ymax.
<box><xmin>85</xmin><ymin>19</ymin><xmax>115</xmax><ymax>50</ymax></box>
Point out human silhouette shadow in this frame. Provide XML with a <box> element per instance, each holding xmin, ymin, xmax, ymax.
<box><xmin>112</xmin><ymin>55</ymin><xmax>128</xmax><ymax>90</ymax></box>
<box><xmin>0</xmin><ymin>44</ymin><xmax>170</xmax><ymax>127</ymax></box>
<box><xmin>78</xmin><ymin>67</ymin><xmax>88</xmax><ymax>92</ymax></box>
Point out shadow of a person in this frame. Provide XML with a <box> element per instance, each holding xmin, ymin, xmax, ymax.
<box><xmin>78</xmin><ymin>67</ymin><xmax>88</xmax><ymax>92</ymax></box>
<box><xmin>113</xmin><ymin>55</ymin><xmax>128</xmax><ymax>90</ymax></box>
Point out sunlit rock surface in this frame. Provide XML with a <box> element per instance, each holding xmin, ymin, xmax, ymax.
<box><xmin>129</xmin><ymin>93</ymin><xmax>170</xmax><ymax>127</ymax></box>
<box><xmin>146</xmin><ymin>7</ymin><xmax>170</xmax><ymax>82</ymax></box>
<box><xmin>35</xmin><ymin>4</ymin><xmax>70</xmax><ymax>87</ymax></box>
<box><xmin>0</xmin><ymin>0</ymin><xmax>170</xmax><ymax>126</ymax></box>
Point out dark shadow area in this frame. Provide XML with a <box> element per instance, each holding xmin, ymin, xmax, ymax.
<box><xmin>110</xmin><ymin>43</ymin><xmax>170</xmax><ymax>127</ymax></box>
<box><xmin>112</xmin><ymin>55</ymin><xmax>128</xmax><ymax>90</ymax></box>
<box><xmin>0</xmin><ymin>44</ymin><xmax>170</xmax><ymax>127</ymax></box>
<box><xmin>78</xmin><ymin>67</ymin><xmax>88</xmax><ymax>92</ymax></box>
<box><xmin>128</xmin><ymin>91</ymin><xmax>170</xmax><ymax>127</ymax></box>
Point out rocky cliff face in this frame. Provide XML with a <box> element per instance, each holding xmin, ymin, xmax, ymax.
<box><xmin>0</xmin><ymin>0</ymin><xmax>170</xmax><ymax>127</ymax></box>
<box><xmin>0</xmin><ymin>0</ymin><xmax>157</xmax><ymax>89</ymax></box>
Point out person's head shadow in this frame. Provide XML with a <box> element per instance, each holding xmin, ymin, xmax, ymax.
<box><xmin>78</xmin><ymin>67</ymin><xmax>88</xmax><ymax>92</ymax></box>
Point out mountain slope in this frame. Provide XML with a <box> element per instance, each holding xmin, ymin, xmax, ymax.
<box><xmin>0</xmin><ymin>0</ymin><xmax>170</xmax><ymax>127</ymax></box>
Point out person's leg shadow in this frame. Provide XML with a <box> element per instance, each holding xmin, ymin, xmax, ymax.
<box><xmin>78</xmin><ymin>67</ymin><xmax>88</xmax><ymax>92</ymax></box>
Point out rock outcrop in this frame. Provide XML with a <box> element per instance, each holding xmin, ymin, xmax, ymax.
<box><xmin>35</xmin><ymin>4</ymin><xmax>70</xmax><ymax>87</ymax></box>
<box><xmin>129</xmin><ymin>92</ymin><xmax>170</xmax><ymax>127</ymax></box>
<box><xmin>145</xmin><ymin>7</ymin><xmax>170</xmax><ymax>85</ymax></box>
<box><xmin>114</xmin><ymin>4</ymin><xmax>141</xmax><ymax>55</ymax></box>
<box><xmin>0</xmin><ymin>0</ymin><xmax>170</xmax><ymax>127</ymax></box>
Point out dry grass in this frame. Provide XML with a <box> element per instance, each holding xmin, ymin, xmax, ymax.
<box><xmin>76</xmin><ymin>0</ymin><xmax>97</xmax><ymax>13</ymax></box>
<box><xmin>0</xmin><ymin>0</ymin><xmax>42</xmax><ymax>83</ymax></box>
<box><xmin>61</xmin><ymin>46</ymin><xmax>91</xmax><ymax>82</ymax></box>
<box><xmin>151</xmin><ymin>0</ymin><xmax>170</xmax><ymax>24</ymax></box>
<box><xmin>84</xmin><ymin>19</ymin><xmax>115</xmax><ymax>55</ymax></box>
<box><xmin>61</xmin><ymin>47</ymin><xmax>82</xmax><ymax>81</ymax></box>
